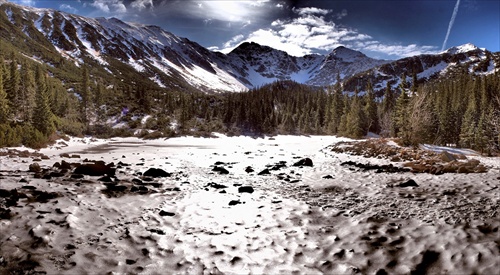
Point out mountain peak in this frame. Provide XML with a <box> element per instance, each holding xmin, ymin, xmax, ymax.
<box><xmin>329</xmin><ymin>46</ymin><xmax>367</xmax><ymax>62</ymax></box>
<box><xmin>445</xmin><ymin>43</ymin><xmax>480</xmax><ymax>54</ymax></box>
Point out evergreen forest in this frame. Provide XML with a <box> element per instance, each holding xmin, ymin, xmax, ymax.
<box><xmin>0</xmin><ymin>49</ymin><xmax>499</xmax><ymax>154</ymax></box>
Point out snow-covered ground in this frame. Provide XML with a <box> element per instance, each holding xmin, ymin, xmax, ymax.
<box><xmin>0</xmin><ymin>135</ymin><xmax>498</xmax><ymax>274</ymax></box>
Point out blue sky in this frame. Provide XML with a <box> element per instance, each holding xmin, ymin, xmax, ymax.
<box><xmin>8</xmin><ymin>0</ymin><xmax>500</xmax><ymax>59</ymax></box>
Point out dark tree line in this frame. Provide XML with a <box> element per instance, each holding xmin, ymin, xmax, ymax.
<box><xmin>1</xmin><ymin>50</ymin><xmax>499</xmax><ymax>153</ymax></box>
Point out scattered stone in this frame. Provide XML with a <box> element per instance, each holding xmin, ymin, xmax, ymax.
<box><xmin>29</xmin><ymin>163</ymin><xmax>41</xmax><ymax>173</ymax></box>
<box><xmin>228</xmin><ymin>200</ymin><xmax>242</xmax><ymax>206</ymax></box>
<box><xmin>398</xmin><ymin>179</ymin><xmax>418</xmax><ymax>187</ymax></box>
<box><xmin>238</xmin><ymin>186</ymin><xmax>254</xmax><ymax>193</ymax></box>
<box><xmin>74</xmin><ymin>163</ymin><xmax>116</xmax><ymax>177</ymax></box>
<box><xmin>143</xmin><ymin>168</ymin><xmax>171</xmax><ymax>178</ymax></box>
<box><xmin>440</xmin><ymin>151</ymin><xmax>456</xmax><ymax>162</ymax></box>
<box><xmin>98</xmin><ymin>176</ymin><xmax>114</xmax><ymax>183</ymax></box>
<box><xmin>212</xmin><ymin>166</ymin><xmax>229</xmax><ymax>175</ymax></box>
<box><xmin>159</xmin><ymin>210</ymin><xmax>175</xmax><ymax>217</ymax></box>
<box><xmin>270</xmin><ymin>161</ymin><xmax>287</xmax><ymax>170</ymax></box>
<box><xmin>293</xmin><ymin>158</ymin><xmax>313</xmax><ymax>167</ymax></box>
<box><xmin>245</xmin><ymin>166</ymin><xmax>254</xmax><ymax>173</ymax></box>
<box><xmin>206</xmin><ymin>182</ymin><xmax>228</xmax><ymax>189</ymax></box>
<box><xmin>258</xmin><ymin>169</ymin><xmax>271</xmax><ymax>175</ymax></box>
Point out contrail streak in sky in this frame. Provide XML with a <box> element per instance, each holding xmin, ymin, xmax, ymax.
<box><xmin>442</xmin><ymin>0</ymin><xmax>461</xmax><ymax>51</ymax></box>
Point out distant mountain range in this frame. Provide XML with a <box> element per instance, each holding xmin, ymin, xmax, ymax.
<box><xmin>1</xmin><ymin>1</ymin><xmax>499</xmax><ymax>93</ymax></box>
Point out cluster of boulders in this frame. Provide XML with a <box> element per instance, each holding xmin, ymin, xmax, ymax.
<box><xmin>403</xmin><ymin>157</ymin><xmax>487</xmax><ymax>174</ymax></box>
<box><xmin>330</xmin><ymin>139</ymin><xmax>488</xmax><ymax>174</ymax></box>
<box><xmin>0</xmin><ymin>149</ymin><xmax>50</xmax><ymax>160</ymax></box>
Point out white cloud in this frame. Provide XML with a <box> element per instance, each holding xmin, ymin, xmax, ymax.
<box><xmin>131</xmin><ymin>0</ymin><xmax>153</xmax><ymax>11</ymax></box>
<box><xmin>223</xmin><ymin>34</ymin><xmax>245</xmax><ymax>48</ymax></box>
<box><xmin>294</xmin><ymin>7</ymin><xmax>331</xmax><ymax>16</ymax></box>
<box><xmin>181</xmin><ymin>0</ymin><xmax>273</xmax><ymax>24</ymax></box>
<box><xmin>216</xmin><ymin>7</ymin><xmax>438</xmax><ymax>59</ymax></box>
<box><xmin>91</xmin><ymin>0</ymin><xmax>126</xmax><ymax>14</ymax></box>
<box><xmin>362</xmin><ymin>43</ymin><xmax>437</xmax><ymax>57</ymax></box>
<box><xmin>336</xmin><ymin>9</ymin><xmax>348</xmax><ymax>20</ymax></box>
<box><xmin>60</xmin><ymin>4</ymin><xmax>78</xmax><ymax>13</ymax></box>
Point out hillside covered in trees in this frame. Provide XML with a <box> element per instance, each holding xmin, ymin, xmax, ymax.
<box><xmin>0</xmin><ymin>46</ymin><xmax>499</xmax><ymax>154</ymax></box>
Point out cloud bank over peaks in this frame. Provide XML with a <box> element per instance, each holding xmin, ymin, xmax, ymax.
<box><xmin>213</xmin><ymin>6</ymin><xmax>438</xmax><ymax>59</ymax></box>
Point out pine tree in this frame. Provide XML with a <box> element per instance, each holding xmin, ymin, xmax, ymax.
<box><xmin>394</xmin><ymin>79</ymin><xmax>411</xmax><ymax>143</ymax></box>
<box><xmin>344</xmin><ymin>90</ymin><xmax>366</xmax><ymax>138</ymax></box>
<box><xmin>32</xmin><ymin>66</ymin><xmax>55</xmax><ymax>136</ymax></box>
<box><xmin>364</xmin><ymin>80</ymin><xmax>379</xmax><ymax>134</ymax></box>
<box><xmin>80</xmin><ymin>65</ymin><xmax>91</xmax><ymax>128</ymax></box>
<box><xmin>94</xmin><ymin>80</ymin><xmax>105</xmax><ymax>124</ymax></box>
<box><xmin>6</xmin><ymin>55</ymin><xmax>20</xmax><ymax>118</ymax></box>
<box><xmin>0</xmin><ymin>64</ymin><xmax>9</xmax><ymax>123</ymax></box>
<box><xmin>459</xmin><ymin>96</ymin><xmax>478</xmax><ymax>148</ymax></box>
<box><xmin>20</xmin><ymin>61</ymin><xmax>36</xmax><ymax>122</ymax></box>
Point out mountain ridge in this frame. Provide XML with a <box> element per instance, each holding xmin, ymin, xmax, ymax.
<box><xmin>0</xmin><ymin>1</ymin><xmax>498</xmax><ymax>93</ymax></box>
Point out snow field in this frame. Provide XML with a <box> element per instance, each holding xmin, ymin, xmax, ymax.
<box><xmin>0</xmin><ymin>134</ymin><xmax>498</xmax><ymax>274</ymax></box>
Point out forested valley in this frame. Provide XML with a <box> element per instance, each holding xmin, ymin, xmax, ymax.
<box><xmin>1</xmin><ymin>49</ymin><xmax>499</xmax><ymax>154</ymax></box>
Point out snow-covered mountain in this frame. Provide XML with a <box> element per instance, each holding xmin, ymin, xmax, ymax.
<box><xmin>0</xmin><ymin>2</ymin><xmax>387</xmax><ymax>92</ymax></box>
<box><xmin>1</xmin><ymin>1</ymin><xmax>498</xmax><ymax>93</ymax></box>
<box><xmin>343</xmin><ymin>43</ymin><xmax>500</xmax><ymax>93</ymax></box>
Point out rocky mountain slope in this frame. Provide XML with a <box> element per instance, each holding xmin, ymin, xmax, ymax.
<box><xmin>343</xmin><ymin>43</ymin><xmax>500</xmax><ymax>93</ymax></box>
<box><xmin>1</xmin><ymin>1</ymin><xmax>498</xmax><ymax>93</ymax></box>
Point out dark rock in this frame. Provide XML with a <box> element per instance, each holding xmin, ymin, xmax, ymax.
<box><xmin>33</xmin><ymin>190</ymin><xmax>59</xmax><ymax>202</ymax></box>
<box><xmin>132</xmin><ymin>178</ymin><xmax>144</xmax><ymax>185</ymax></box>
<box><xmin>60</xmin><ymin>153</ymin><xmax>70</xmax><ymax>158</ymax></box>
<box><xmin>143</xmin><ymin>168</ymin><xmax>171</xmax><ymax>178</ymax></box>
<box><xmin>150</xmin><ymin>182</ymin><xmax>163</xmax><ymax>188</ymax></box>
<box><xmin>0</xmin><ymin>207</ymin><xmax>12</xmax><ymax>219</ymax></box>
<box><xmin>29</xmin><ymin>163</ymin><xmax>41</xmax><ymax>173</ymax></box>
<box><xmin>219</xmin><ymin>190</ymin><xmax>227</xmax><ymax>194</ymax></box>
<box><xmin>293</xmin><ymin>158</ymin><xmax>313</xmax><ymax>167</ymax></box>
<box><xmin>71</xmin><ymin>154</ymin><xmax>81</xmax><ymax>159</ymax></box>
<box><xmin>104</xmin><ymin>184</ymin><xmax>127</xmax><ymax>192</ymax></box>
<box><xmin>131</xmin><ymin>186</ymin><xmax>139</xmax><ymax>192</ymax></box>
<box><xmin>60</xmin><ymin>160</ymin><xmax>73</xmax><ymax>170</ymax></box>
<box><xmin>258</xmin><ymin>169</ymin><xmax>271</xmax><ymax>175</ymax></box>
<box><xmin>245</xmin><ymin>166</ymin><xmax>254</xmax><ymax>173</ymax></box>
<box><xmin>126</xmin><ymin>259</ymin><xmax>136</xmax><ymax>265</ymax></box>
<box><xmin>214</xmin><ymin>161</ymin><xmax>226</xmax><ymax>166</ymax></box>
<box><xmin>212</xmin><ymin>166</ymin><xmax>229</xmax><ymax>175</ymax></box>
<box><xmin>323</xmin><ymin>175</ymin><xmax>334</xmax><ymax>179</ymax></box>
<box><xmin>411</xmin><ymin>250</ymin><xmax>440</xmax><ymax>275</ymax></box>
<box><xmin>159</xmin><ymin>210</ymin><xmax>175</xmax><ymax>217</ymax></box>
<box><xmin>271</xmin><ymin>161</ymin><xmax>287</xmax><ymax>170</ymax></box>
<box><xmin>238</xmin><ymin>186</ymin><xmax>254</xmax><ymax>193</ymax></box>
<box><xmin>398</xmin><ymin>179</ymin><xmax>418</xmax><ymax>187</ymax></box>
<box><xmin>22</xmin><ymin>185</ymin><xmax>36</xmax><ymax>190</ymax></box>
<box><xmin>49</xmin><ymin>172</ymin><xmax>65</xmax><ymax>177</ymax></box>
<box><xmin>65</xmin><ymin>244</ymin><xmax>76</xmax><ymax>250</ymax></box>
<box><xmin>74</xmin><ymin>163</ymin><xmax>116</xmax><ymax>176</ymax></box>
<box><xmin>98</xmin><ymin>176</ymin><xmax>114</xmax><ymax>183</ymax></box>
<box><xmin>70</xmin><ymin>174</ymin><xmax>84</xmax><ymax>179</ymax></box>
<box><xmin>19</xmin><ymin>178</ymin><xmax>28</xmax><ymax>183</ymax></box>
<box><xmin>206</xmin><ymin>182</ymin><xmax>228</xmax><ymax>189</ymax></box>
<box><xmin>228</xmin><ymin>200</ymin><xmax>242</xmax><ymax>206</ymax></box>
